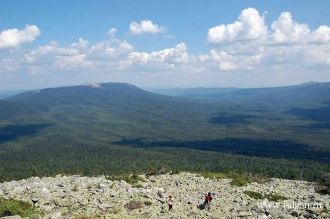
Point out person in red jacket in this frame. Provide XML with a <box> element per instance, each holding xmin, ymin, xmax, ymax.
<box><xmin>203</xmin><ymin>192</ymin><xmax>213</xmax><ymax>210</ymax></box>
<box><xmin>198</xmin><ymin>192</ymin><xmax>213</xmax><ymax>210</ymax></box>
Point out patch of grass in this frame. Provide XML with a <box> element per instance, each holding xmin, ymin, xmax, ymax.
<box><xmin>73</xmin><ymin>215</ymin><xmax>98</xmax><ymax>219</ymax></box>
<box><xmin>200</xmin><ymin>172</ymin><xmax>228</xmax><ymax>180</ymax></box>
<box><xmin>127</xmin><ymin>175</ymin><xmax>145</xmax><ymax>185</ymax></box>
<box><xmin>144</xmin><ymin>200</ymin><xmax>152</xmax><ymax>206</ymax></box>
<box><xmin>125</xmin><ymin>200</ymin><xmax>144</xmax><ymax>211</ymax></box>
<box><xmin>244</xmin><ymin>191</ymin><xmax>287</xmax><ymax>202</ymax></box>
<box><xmin>146</xmin><ymin>167</ymin><xmax>169</xmax><ymax>176</ymax></box>
<box><xmin>227</xmin><ymin>172</ymin><xmax>269</xmax><ymax>187</ymax></box>
<box><xmin>0</xmin><ymin>199</ymin><xmax>41</xmax><ymax>217</ymax></box>
<box><xmin>249</xmin><ymin>174</ymin><xmax>271</xmax><ymax>184</ymax></box>
<box><xmin>230</xmin><ymin>174</ymin><xmax>252</xmax><ymax>187</ymax></box>
<box><xmin>244</xmin><ymin>191</ymin><xmax>263</xmax><ymax>199</ymax></box>
<box><xmin>133</xmin><ymin>183</ymin><xmax>143</xmax><ymax>188</ymax></box>
<box><xmin>108</xmin><ymin>174</ymin><xmax>145</xmax><ymax>187</ymax></box>
<box><xmin>200</xmin><ymin>171</ymin><xmax>257</xmax><ymax>186</ymax></box>
<box><xmin>266</xmin><ymin>193</ymin><xmax>287</xmax><ymax>202</ymax></box>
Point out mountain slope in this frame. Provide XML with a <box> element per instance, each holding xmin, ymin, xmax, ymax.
<box><xmin>8</xmin><ymin>83</ymin><xmax>157</xmax><ymax>105</ymax></box>
<box><xmin>0</xmin><ymin>100</ymin><xmax>39</xmax><ymax>120</ymax></box>
<box><xmin>0</xmin><ymin>82</ymin><xmax>329</xmax><ymax>181</ymax></box>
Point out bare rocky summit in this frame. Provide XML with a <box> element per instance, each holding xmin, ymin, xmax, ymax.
<box><xmin>0</xmin><ymin>172</ymin><xmax>329</xmax><ymax>218</ymax></box>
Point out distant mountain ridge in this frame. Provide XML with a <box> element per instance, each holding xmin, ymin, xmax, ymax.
<box><xmin>7</xmin><ymin>81</ymin><xmax>330</xmax><ymax>103</ymax></box>
<box><xmin>0</xmin><ymin>90</ymin><xmax>26</xmax><ymax>99</ymax></box>
<box><xmin>155</xmin><ymin>82</ymin><xmax>330</xmax><ymax>107</ymax></box>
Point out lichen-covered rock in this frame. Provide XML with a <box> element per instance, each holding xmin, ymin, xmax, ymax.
<box><xmin>0</xmin><ymin>173</ymin><xmax>329</xmax><ymax>218</ymax></box>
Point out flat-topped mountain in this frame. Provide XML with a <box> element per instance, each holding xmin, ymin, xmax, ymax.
<box><xmin>0</xmin><ymin>173</ymin><xmax>329</xmax><ymax>218</ymax></box>
<box><xmin>7</xmin><ymin>83</ymin><xmax>157</xmax><ymax>105</ymax></box>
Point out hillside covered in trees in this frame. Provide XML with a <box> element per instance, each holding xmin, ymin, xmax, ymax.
<box><xmin>0</xmin><ymin>82</ymin><xmax>329</xmax><ymax>182</ymax></box>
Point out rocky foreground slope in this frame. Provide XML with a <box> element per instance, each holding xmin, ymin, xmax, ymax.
<box><xmin>0</xmin><ymin>172</ymin><xmax>329</xmax><ymax>218</ymax></box>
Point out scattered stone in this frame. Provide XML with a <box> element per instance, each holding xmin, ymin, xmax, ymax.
<box><xmin>238</xmin><ymin>211</ymin><xmax>252</xmax><ymax>217</ymax></box>
<box><xmin>0</xmin><ymin>216</ymin><xmax>22</xmax><ymax>219</ymax></box>
<box><xmin>0</xmin><ymin>172</ymin><xmax>329</xmax><ymax>218</ymax></box>
<box><xmin>30</xmin><ymin>214</ymin><xmax>42</xmax><ymax>219</ymax></box>
<box><xmin>290</xmin><ymin>210</ymin><xmax>299</xmax><ymax>217</ymax></box>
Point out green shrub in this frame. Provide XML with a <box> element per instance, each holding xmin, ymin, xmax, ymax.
<box><xmin>133</xmin><ymin>183</ymin><xmax>143</xmax><ymax>188</ymax></box>
<box><xmin>229</xmin><ymin>172</ymin><xmax>269</xmax><ymax>186</ymax></box>
<box><xmin>144</xmin><ymin>200</ymin><xmax>152</xmax><ymax>206</ymax></box>
<box><xmin>243</xmin><ymin>191</ymin><xmax>263</xmax><ymax>199</ymax></box>
<box><xmin>199</xmin><ymin>171</ymin><xmax>253</xmax><ymax>186</ymax></box>
<box><xmin>200</xmin><ymin>172</ymin><xmax>228</xmax><ymax>180</ymax></box>
<box><xmin>108</xmin><ymin>174</ymin><xmax>142</xmax><ymax>183</ymax></box>
<box><xmin>126</xmin><ymin>174</ymin><xmax>145</xmax><ymax>185</ymax></box>
<box><xmin>108</xmin><ymin>174</ymin><xmax>145</xmax><ymax>187</ymax></box>
<box><xmin>266</xmin><ymin>193</ymin><xmax>287</xmax><ymax>202</ymax></box>
<box><xmin>146</xmin><ymin>167</ymin><xmax>169</xmax><ymax>176</ymax></box>
<box><xmin>0</xmin><ymin>199</ymin><xmax>40</xmax><ymax>217</ymax></box>
<box><xmin>249</xmin><ymin>174</ymin><xmax>271</xmax><ymax>184</ymax></box>
<box><xmin>244</xmin><ymin>191</ymin><xmax>287</xmax><ymax>202</ymax></box>
<box><xmin>73</xmin><ymin>215</ymin><xmax>98</xmax><ymax>219</ymax></box>
<box><xmin>230</xmin><ymin>174</ymin><xmax>251</xmax><ymax>187</ymax></box>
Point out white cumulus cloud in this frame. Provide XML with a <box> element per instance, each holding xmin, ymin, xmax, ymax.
<box><xmin>127</xmin><ymin>43</ymin><xmax>188</xmax><ymax>70</ymax></box>
<box><xmin>210</xmin><ymin>50</ymin><xmax>236</xmax><ymax>70</ymax></box>
<box><xmin>1</xmin><ymin>12</ymin><xmax>330</xmax><ymax>90</ymax></box>
<box><xmin>70</xmin><ymin>38</ymin><xmax>89</xmax><ymax>49</ymax></box>
<box><xmin>129</xmin><ymin>20</ymin><xmax>165</xmax><ymax>35</ymax></box>
<box><xmin>310</xmin><ymin>25</ymin><xmax>330</xmax><ymax>44</ymax></box>
<box><xmin>107</xmin><ymin>28</ymin><xmax>120</xmax><ymax>43</ymax></box>
<box><xmin>208</xmin><ymin>8</ymin><xmax>267</xmax><ymax>44</ymax></box>
<box><xmin>271</xmin><ymin>12</ymin><xmax>310</xmax><ymax>44</ymax></box>
<box><xmin>0</xmin><ymin>25</ymin><xmax>40</xmax><ymax>49</ymax></box>
<box><xmin>207</xmin><ymin>8</ymin><xmax>330</xmax><ymax>72</ymax></box>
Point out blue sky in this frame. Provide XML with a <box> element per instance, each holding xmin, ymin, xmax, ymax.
<box><xmin>0</xmin><ymin>0</ymin><xmax>330</xmax><ymax>90</ymax></box>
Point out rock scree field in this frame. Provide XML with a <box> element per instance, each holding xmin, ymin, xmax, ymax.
<box><xmin>0</xmin><ymin>172</ymin><xmax>329</xmax><ymax>218</ymax></box>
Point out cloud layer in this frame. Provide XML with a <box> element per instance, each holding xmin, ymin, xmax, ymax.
<box><xmin>207</xmin><ymin>9</ymin><xmax>330</xmax><ymax>71</ymax></box>
<box><xmin>0</xmin><ymin>9</ymin><xmax>330</xmax><ymax>89</ymax></box>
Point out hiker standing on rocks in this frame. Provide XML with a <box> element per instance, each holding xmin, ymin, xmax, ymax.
<box><xmin>168</xmin><ymin>194</ymin><xmax>174</xmax><ymax>211</ymax></box>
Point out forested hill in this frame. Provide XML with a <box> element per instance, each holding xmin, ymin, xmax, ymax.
<box><xmin>155</xmin><ymin>82</ymin><xmax>330</xmax><ymax>107</ymax></box>
<box><xmin>0</xmin><ymin>82</ymin><xmax>329</xmax><ymax>182</ymax></box>
<box><xmin>7</xmin><ymin>83</ymin><xmax>152</xmax><ymax>104</ymax></box>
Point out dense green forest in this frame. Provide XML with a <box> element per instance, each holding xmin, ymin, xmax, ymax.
<box><xmin>0</xmin><ymin>82</ymin><xmax>329</xmax><ymax>182</ymax></box>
